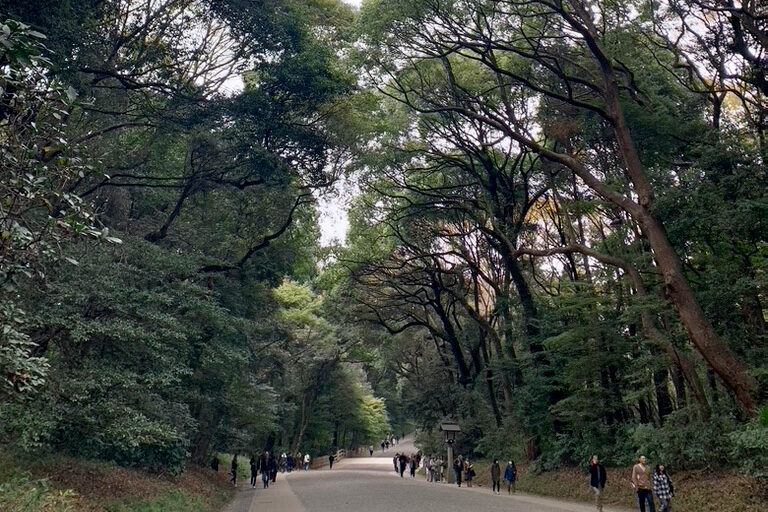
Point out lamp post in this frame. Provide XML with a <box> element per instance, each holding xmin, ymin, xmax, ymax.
<box><xmin>440</xmin><ymin>421</ymin><xmax>460</xmax><ymax>484</ymax></box>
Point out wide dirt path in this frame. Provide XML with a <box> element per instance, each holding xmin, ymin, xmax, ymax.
<box><xmin>224</xmin><ymin>443</ymin><xmax>631</xmax><ymax>512</ymax></box>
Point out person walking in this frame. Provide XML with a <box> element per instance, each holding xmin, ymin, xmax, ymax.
<box><xmin>210</xmin><ymin>454</ymin><xmax>220</xmax><ymax>473</ymax></box>
<box><xmin>465</xmin><ymin>460</ymin><xmax>475</xmax><ymax>488</ymax></box>
<box><xmin>589</xmin><ymin>455</ymin><xmax>607</xmax><ymax>512</ymax></box>
<box><xmin>329</xmin><ymin>453</ymin><xmax>335</xmax><ymax>470</ymax></box>
<box><xmin>631</xmin><ymin>456</ymin><xmax>655</xmax><ymax>512</ymax></box>
<box><xmin>259</xmin><ymin>451</ymin><xmax>271</xmax><ymax>489</ymax></box>
<box><xmin>230</xmin><ymin>454</ymin><xmax>238</xmax><ymax>487</ymax></box>
<box><xmin>303</xmin><ymin>452</ymin><xmax>311</xmax><ymax>471</ymax></box>
<box><xmin>653</xmin><ymin>465</ymin><xmax>674</xmax><ymax>512</ymax></box>
<box><xmin>490</xmin><ymin>460</ymin><xmax>501</xmax><ymax>494</ymax></box>
<box><xmin>409</xmin><ymin>455</ymin><xmax>417</xmax><ymax>478</ymax></box>
<box><xmin>504</xmin><ymin>460</ymin><xmax>517</xmax><ymax>494</ymax></box>
<box><xmin>270</xmin><ymin>454</ymin><xmax>278</xmax><ymax>483</ymax></box>
<box><xmin>393</xmin><ymin>453</ymin><xmax>399</xmax><ymax>473</ymax></box>
<box><xmin>249</xmin><ymin>455</ymin><xmax>258</xmax><ymax>488</ymax></box>
<box><xmin>398</xmin><ymin>453</ymin><xmax>408</xmax><ymax>477</ymax></box>
<box><xmin>453</xmin><ymin>456</ymin><xmax>463</xmax><ymax>487</ymax></box>
<box><xmin>369</xmin><ymin>445</ymin><xmax>374</xmax><ymax>456</ymax></box>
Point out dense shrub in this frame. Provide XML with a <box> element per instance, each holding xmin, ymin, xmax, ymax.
<box><xmin>632</xmin><ymin>409</ymin><xmax>737</xmax><ymax>469</ymax></box>
<box><xmin>728</xmin><ymin>416</ymin><xmax>768</xmax><ymax>479</ymax></box>
<box><xmin>0</xmin><ymin>474</ymin><xmax>77</xmax><ymax>512</ymax></box>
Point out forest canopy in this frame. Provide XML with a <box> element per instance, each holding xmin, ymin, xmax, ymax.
<box><xmin>0</xmin><ymin>0</ymin><xmax>766</xmax><ymax>479</ymax></box>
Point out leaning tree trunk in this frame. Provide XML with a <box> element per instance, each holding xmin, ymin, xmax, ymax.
<box><xmin>616</xmin><ymin>135</ymin><xmax>757</xmax><ymax>413</ymax></box>
<box><xmin>521</xmin><ymin>2</ymin><xmax>762</xmax><ymax>414</ymax></box>
<box><xmin>561</xmin><ymin>18</ymin><xmax>759</xmax><ymax>412</ymax></box>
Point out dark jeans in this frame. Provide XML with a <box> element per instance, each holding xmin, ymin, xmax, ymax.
<box><xmin>262</xmin><ymin>471</ymin><xmax>270</xmax><ymax>488</ymax></box>
<box><xmin>250</xmin><ymin>473</ymin><xmax>256</xmax><ymax>487</ymax></box>
<box><xmin>637</xmin><ymin>489</ymin><xmax>655</xmax><ymax>512</ymax></box>
<box><xmin>492</xmin><ymin>480</ymin><xmax>500</xmax><ymax>492</ymax></box>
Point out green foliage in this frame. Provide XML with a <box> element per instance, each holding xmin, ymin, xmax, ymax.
<box><xmin>0</xmin><ymin>18</ymin><xmax>105</xmax><ymax>400</ymax></box>
<box><xmin>728</xmin><ymin>421</ymin><xmax>768</xmax><ymax>479</ymax></box>
<box><xmin>474</xmin><ymin>420</ymin><xmax>527</xmax><ymax>464</ymax></box>
<box><xmin>0</xmin><ymin>303</ymin><xmax>48</xmax><ymax>398</ymax></box>
<box><xmin>0</xmin><ymin>474</ymin><xmax>78</xmax><ymax>512</ymax></box>
<box><xmin>104</xmin><ymin>491</ymin><xmax>206</xmax><ymax>512</ymax></box>
<box><xmin>632</xmin><ymin>409</ymin><xmax>738</xmax><ymax>470</ymax></box>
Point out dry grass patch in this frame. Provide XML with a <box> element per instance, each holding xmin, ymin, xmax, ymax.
<box><xmin>0</xmin><ymin>448</ymin><xmax>233</xmax><ymax>512</ymax></box>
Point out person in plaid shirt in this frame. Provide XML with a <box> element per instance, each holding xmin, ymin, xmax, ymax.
<box><xmin>653</xmin><ymin>464</ymin><xmax>674</xmax><ymax>512</ymax></box>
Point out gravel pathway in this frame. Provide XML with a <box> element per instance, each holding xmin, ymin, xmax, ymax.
<box><xmin>224</xmin><ymin>440</ymin><xmax>632</xmax><ymax>512</ymax></box>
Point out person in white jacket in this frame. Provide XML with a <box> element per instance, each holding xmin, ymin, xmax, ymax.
<box><xmin>303</xmin><ymin>452</ymin><xmax>311</xmax><ymax>471</ymax></box>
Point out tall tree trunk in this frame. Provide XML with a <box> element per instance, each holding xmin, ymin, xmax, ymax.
<box><xmin>672</xmin><ymin>365</ymin><xmax>688</xmax><ymax>409</ymax></box>
<box><xmin>654</xmin><ymin>369</ymin><xmax>674</xmax><ymax>425</ymax></box>
<box><xmin>431</xmin><ymin>285</ymin><xmax>472</xmax><ymax>385</ymax></box>
<box><xmin>638</xmin><ymin>397</ymin><xmax>651</xmax><ymax>424</ymax></box>
<box><xmin>292</xmin><ymin>397</ymin><xmax>309</xmax><ymax>453</ymax></box>
<box><xmin>599</xmin><ymin>34</ymin><xmax>757</xmax><ymax>413</ymax></box>
<box><xmin>526</xmin><ymin>5</ymin><xmax>759</xmax><ymax>413</ymax></box>
<box><xmin>480</xmin><ymin>334</ymin><xmax>503</xmax><ymax>427</ymax></box>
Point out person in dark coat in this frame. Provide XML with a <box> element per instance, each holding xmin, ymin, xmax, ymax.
<box><xmin>589</xmin><ymin>455</ymin><xmax>607</xmax><ymax>512</ymax></box>
<box><xmin>270</xmin><ymin>454</ymin><xmax>278</xmax><ymax>483</ymax></box>
<box><xmin>453</xmin><ymin>457</ymin><xmax>463</xmax><ymax>487</ymax></box>
<box><xmin>249</xmin><ymin>455</ymin><xmax>258</xmax><ymax>488</ymax></box>
<box><xmin>230</xmin><ymin>454</ymin><xmax>238</xmax><ymax>486</ymax></box>
<box><xmin>398</xmin><ymin>453</ymin><xmax>408</xmax><ymax>477</ymax></box>
<box><xmin>259</xmin><ymin>451</ymin><xmax>271</xmax><ymax>489</ymax></box>
<box><xmin>409</xmin><ymin>456</ymin><xmax>417</xmax><ymax>477</ymax></box>
<box><xmin>329</xmin><ymin>453</ymin><xmax>335</xmax><ymax>469</ymax></box>
<box><xmin>210</xmin><ymin>454</ymin><xmax>220</xmax><ymax>473</ymax></box>
<box><xmin>504</xmin><ymin>460</ymin><xmax>517</xmax><ymax>494</ymax></box>
<box><xmin>490</xmin><ymin>460</ymin><xmax>501</xmax><ymax>494</ymax></box>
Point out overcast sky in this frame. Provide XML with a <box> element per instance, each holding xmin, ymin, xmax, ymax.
<box><xmin>315</xmin><ymin>0</ymin><xmax>364</xmax><ymax>246</ymax></box>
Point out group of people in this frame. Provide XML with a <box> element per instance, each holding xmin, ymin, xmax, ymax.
<box><xmin>489</xmin><ymin>459</ymin><xmax>517</xmax><ymax>494</ymax></box>
<box><xmin>248</xmin><ymin>452</ymin><xmax>278</xmax><ymax>489</ymax></box>
<box><xmin>211</xmin><ymin>451</ymin><xmax>312</xmax><ymax>488</ymax></box>
<box><xmin>451</xmin><ymin>455</ymin><xmax>476</xmax><ymax>487</ymax></box>
<box><xmin>589</xmin><ymin>454</ymin><xmax>674</xmax><ymax>512</ymax></box>
<box><xmin>422</xmin><ymin>455</ymin><xmax>445</xmax><ymax>482</ymax></box>
<box><xmin>417</xmin><ymin>450</ymin><xmax>672</xmax><ymax>512</ymax></box>
<box><xmin>393</xmin><ymin>451</ymin><xmax>421</xmax><ymax>477</ymax></box>
<box><xmin>379</xmin><ymin>434</ymin><xmax>400</xmax><ymax>452</ymax></box>
<box><xmin>218</xmin><ymin>445</ymin><xmax>673</xmax><ymax>512</ymax></box>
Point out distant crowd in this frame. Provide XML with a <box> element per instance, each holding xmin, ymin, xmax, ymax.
<box><xmin>209</xmin><ymin>451</ymin><xmax>313</xmax><ymax>489</ymax></box>
<box><xmin>386</xmin><ymin>449</ymin><xmax>672</xmax><ymax>512</ymax></box>
<box><xmin>211</xmin><ymin>442</ymin><xmax>674</xmax><ymax>512</ymax></box>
